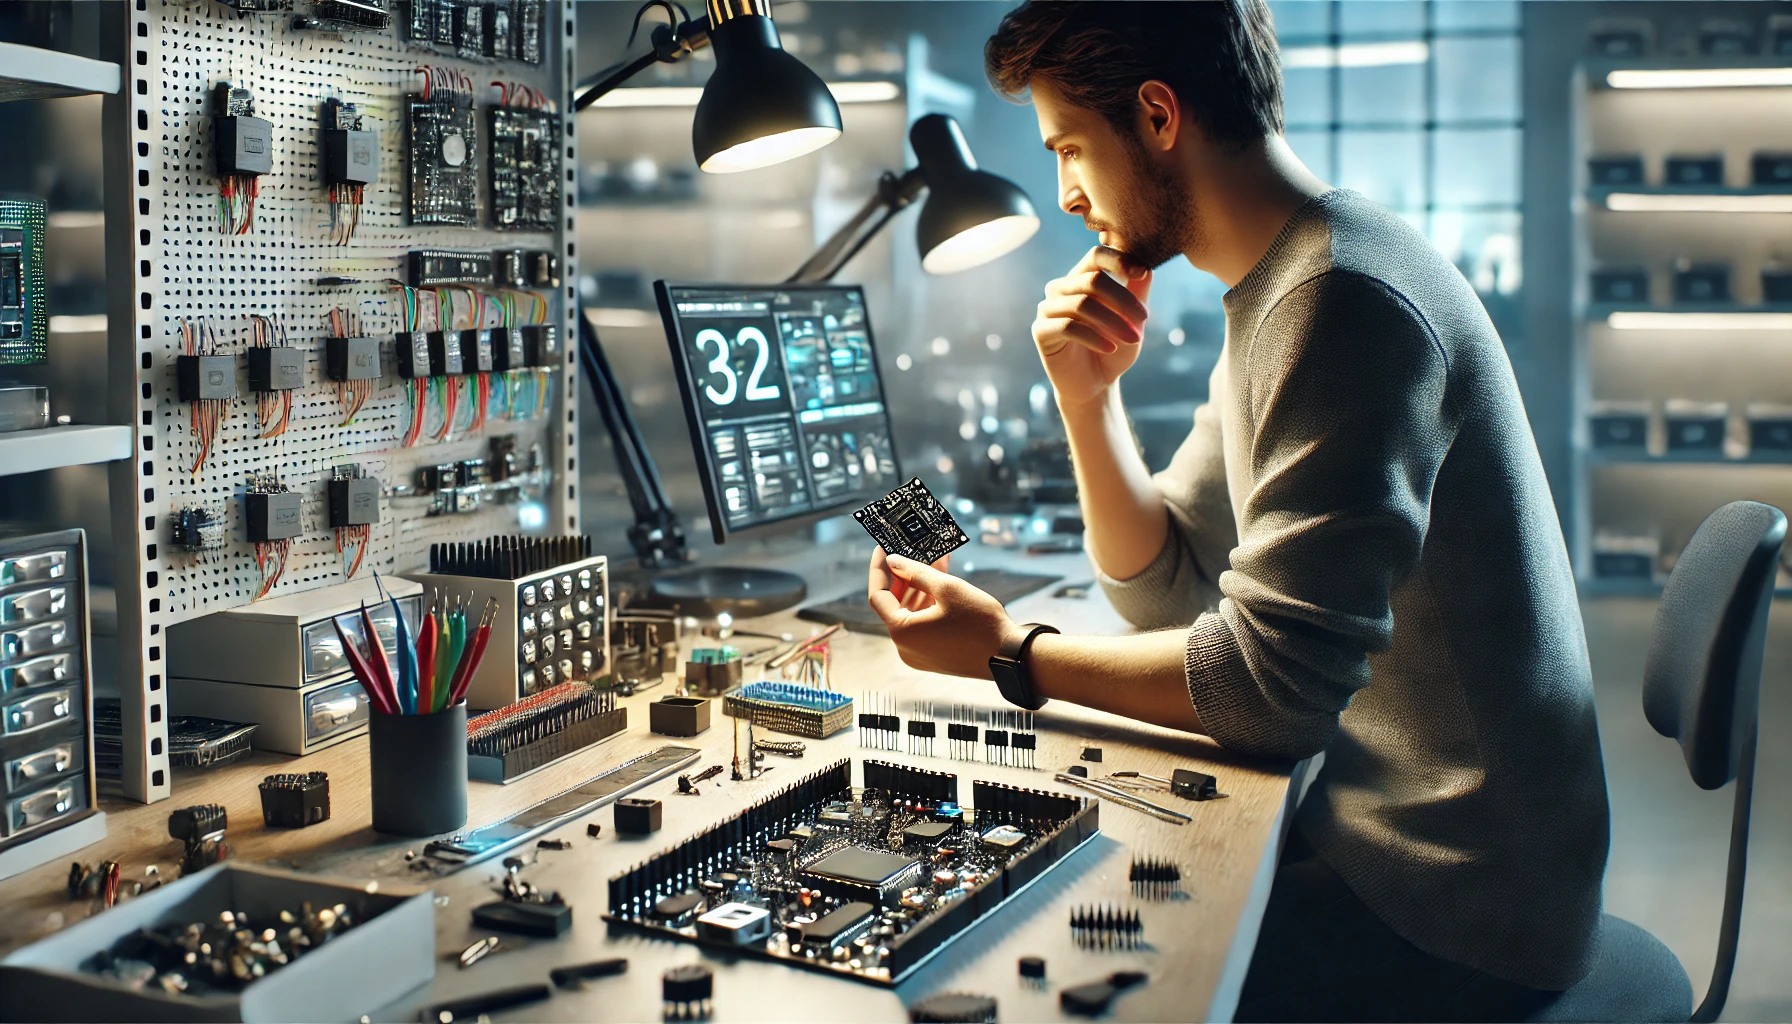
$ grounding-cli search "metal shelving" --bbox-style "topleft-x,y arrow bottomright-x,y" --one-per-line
0,41 -> 120,103
0,425 -> 132,478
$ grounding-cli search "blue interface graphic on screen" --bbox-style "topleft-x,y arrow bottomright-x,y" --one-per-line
669,287 -> 899,530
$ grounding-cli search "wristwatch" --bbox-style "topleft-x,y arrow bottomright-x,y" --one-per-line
989,623 -> 1059,711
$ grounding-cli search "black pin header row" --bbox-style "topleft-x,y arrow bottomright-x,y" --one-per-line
429,534 -> 593,579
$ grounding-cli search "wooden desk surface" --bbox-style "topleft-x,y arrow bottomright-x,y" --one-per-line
0,543 -> 1303,1023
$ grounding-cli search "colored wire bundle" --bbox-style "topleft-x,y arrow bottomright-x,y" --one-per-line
336,522 -> 370,578
416,65 -> 473,102
218,173 -> 257,234
181,319 -> 228,477
490,80 -> 551,111
327,181 -> 364,245
389,282 -> 441,448
254,537 -> 289,600
249,315 -> 292,438
333,577 -> 493,716
328,307 -> 374,425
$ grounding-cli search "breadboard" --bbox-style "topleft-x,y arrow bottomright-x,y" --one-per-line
105,0 -> 580,802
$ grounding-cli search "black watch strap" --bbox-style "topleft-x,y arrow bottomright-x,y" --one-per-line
989,623 -> 1058,711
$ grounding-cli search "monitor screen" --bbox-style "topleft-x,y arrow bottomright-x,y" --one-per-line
657,282 -> 902,542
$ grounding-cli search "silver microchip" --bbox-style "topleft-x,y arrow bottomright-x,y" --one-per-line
980,825 -> 1027,849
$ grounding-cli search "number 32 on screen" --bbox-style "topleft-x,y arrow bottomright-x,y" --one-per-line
695,326 -> 780,406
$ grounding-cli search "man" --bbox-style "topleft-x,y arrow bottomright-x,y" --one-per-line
866,3 -> 1609,1020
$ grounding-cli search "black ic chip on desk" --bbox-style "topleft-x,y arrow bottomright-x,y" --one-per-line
855,477 -> 967,565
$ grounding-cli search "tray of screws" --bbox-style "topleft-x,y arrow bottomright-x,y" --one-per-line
0,863 -> 435,1023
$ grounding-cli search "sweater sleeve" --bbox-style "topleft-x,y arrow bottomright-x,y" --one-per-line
1097,398 -> 1236,630
1186,271 -> 1455,759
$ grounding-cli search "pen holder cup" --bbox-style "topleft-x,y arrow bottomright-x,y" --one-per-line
369,703 -> 468,837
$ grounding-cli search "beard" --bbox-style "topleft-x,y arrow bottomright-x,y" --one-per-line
1088,136 -> 1196,271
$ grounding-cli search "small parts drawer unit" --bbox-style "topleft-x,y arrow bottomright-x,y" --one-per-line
0,530 -> 96,856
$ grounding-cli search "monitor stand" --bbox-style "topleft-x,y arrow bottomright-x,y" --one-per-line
645,566 -> 808,618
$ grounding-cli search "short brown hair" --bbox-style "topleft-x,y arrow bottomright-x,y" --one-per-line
985,1 -> 1284,147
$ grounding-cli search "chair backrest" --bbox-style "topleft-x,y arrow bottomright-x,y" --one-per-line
1644,501 -> 1785,789
1641,500 -> 1784,1023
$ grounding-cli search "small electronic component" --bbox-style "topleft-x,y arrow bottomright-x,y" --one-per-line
651,891 -> 705,926
1081,746 -> 1103,763
472,895 -> 573,936
855,477 -> 968,565
407,248 -> 495,286
258,772 -> 330,828
662,964 -> 714,1020
1171,768 -> 1220,800
244,314 -> 296,439
1129,855 -> 1182,899
1069,905 -> 1142,949
792,900 -> 874,949
405,0 -> 544,63
495,248 -> 560,289
520,323 -> 560,367
327,466 -> 376,577
171,506 -> 225,553
408,68 -> 478,226
245,475 -> 296,598
489,89 -> 558,231
176,320 -> 232,475
320,98 -> 377,243
1019,955 -> 1046,981
0,197 -> 46,364
979,824 -> 1026,850
696,902 -> 772,946
212,83 -> 269,233
1060,970 -> 1148,1017
651,696 -> 711,738
803,847 -> 922,906
907,993 -> 998,1024
167,804 -> 230,876
212,0 -> 294,13
465,680 -> 624,783
293,0 -> 391,31
327,466 -> 380,527
549,957 -> 628,989
615,796 -> 662,835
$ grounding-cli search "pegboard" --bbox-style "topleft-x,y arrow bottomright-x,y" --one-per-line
103,0 -> 582,802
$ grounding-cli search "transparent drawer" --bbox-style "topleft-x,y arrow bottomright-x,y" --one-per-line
3,780 -> 84,837
0,549 -> 68,588
0,652 -> 75,696
304,677 -> 369,747
3,688 -> 74,737
0,586 -> 69,625
301,595 -> 419,685
0,620 -> 72,664
5,740 -> 81,793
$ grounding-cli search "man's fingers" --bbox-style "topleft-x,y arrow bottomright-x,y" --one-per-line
885,554 -> 960,600
1044,270 -> 1149,327
1037,293 -> 1141,348
1074,244 -> 1146,283
868,589 -> 910,629
1034,317 -> 1117,357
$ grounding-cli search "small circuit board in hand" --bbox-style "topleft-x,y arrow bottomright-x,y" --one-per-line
606,758 -> 1098,986
855,478 -> 968,565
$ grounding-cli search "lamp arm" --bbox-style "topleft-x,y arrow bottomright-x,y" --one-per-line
577,310 -> 689,568
785,167 -> 928,284
572,15 -> 713,112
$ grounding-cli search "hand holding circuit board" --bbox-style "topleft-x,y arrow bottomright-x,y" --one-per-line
854,478 -> 968,565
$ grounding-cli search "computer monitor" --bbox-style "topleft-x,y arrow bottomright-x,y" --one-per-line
657,282 -> 902,544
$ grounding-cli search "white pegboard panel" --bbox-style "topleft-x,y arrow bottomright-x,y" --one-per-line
107,0 -> 582,801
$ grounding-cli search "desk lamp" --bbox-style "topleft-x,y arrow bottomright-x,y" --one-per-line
574,0 -> 842,174
788,113 -> 1040,283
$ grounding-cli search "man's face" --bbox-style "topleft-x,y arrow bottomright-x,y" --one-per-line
1032,78 -> 1192,270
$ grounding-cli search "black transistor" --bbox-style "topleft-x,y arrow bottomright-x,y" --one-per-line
663,964 -> 713,1020
1061,970 -> 1148,1017
615,797 -> 662,835
212,83 -> 272,177
327,470 -> 380,527
259,772 -> 330,828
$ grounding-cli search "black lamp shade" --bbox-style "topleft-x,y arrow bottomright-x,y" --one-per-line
910,114 -> 1040,274
694,14 -> 842,173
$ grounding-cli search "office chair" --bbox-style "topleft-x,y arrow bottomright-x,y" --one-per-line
1529,500 -> 1785,1024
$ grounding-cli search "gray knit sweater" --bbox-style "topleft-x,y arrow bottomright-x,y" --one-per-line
1098,190 -> 1609,990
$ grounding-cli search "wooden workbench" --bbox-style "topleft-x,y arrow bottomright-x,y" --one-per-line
0,544 -> 1305,1022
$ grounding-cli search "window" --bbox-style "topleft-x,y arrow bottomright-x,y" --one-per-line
1270,0 -> 1523,298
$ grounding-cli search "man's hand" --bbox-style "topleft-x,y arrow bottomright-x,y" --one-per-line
868,549 -> 1023,679
1032,245 -> 1153,409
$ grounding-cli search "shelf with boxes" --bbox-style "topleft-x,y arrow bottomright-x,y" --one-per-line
1570,55 -> 1792,593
